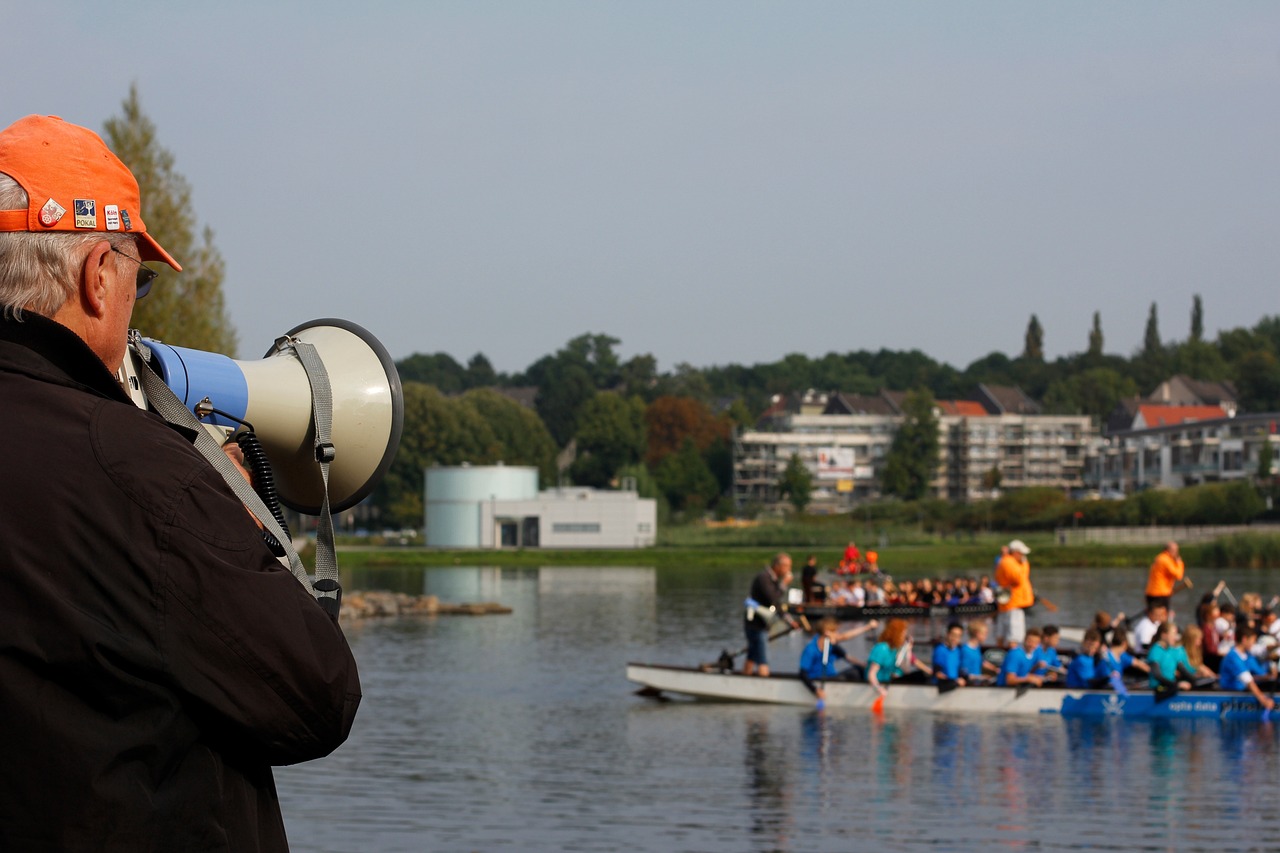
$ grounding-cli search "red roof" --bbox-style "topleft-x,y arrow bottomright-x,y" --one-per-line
1136,404 -> 1227,428
938,400 -> 990,417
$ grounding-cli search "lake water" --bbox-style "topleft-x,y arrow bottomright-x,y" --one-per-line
276,563 -> 1280,852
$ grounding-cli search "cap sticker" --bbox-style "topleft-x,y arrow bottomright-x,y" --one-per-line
104,204 -> 120,231
74,199 -> 97,229
120,209 -> 132,231
39,198 -> 66,227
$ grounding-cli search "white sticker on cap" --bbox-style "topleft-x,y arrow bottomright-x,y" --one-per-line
104,204 -> 120,231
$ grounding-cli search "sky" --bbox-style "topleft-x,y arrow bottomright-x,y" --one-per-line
6,2 -> 1280,375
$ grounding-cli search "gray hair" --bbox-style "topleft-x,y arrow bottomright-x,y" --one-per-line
0,172 -> 132,320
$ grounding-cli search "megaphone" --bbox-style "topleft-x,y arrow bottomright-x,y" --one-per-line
118,318 -> 404,514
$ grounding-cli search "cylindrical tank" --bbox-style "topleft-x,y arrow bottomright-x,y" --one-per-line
424,464 -> 538,547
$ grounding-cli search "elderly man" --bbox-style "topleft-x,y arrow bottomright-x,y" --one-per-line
0,115 -> 360,851
1146,541 -> 1189,610
743,552 -> 799,677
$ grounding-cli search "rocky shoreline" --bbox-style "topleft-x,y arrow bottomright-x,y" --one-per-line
340,590 -> 512,620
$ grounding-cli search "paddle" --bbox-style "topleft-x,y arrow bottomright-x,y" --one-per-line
871,692 -> 884,714
703,623 -> 797,672
1036,595 -> 1059,613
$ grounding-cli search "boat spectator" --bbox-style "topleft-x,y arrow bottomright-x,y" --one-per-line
977,576 -> 995,605
998,627 -> 1045,687
1032,625 -> 1064,682
1215,603 -> 1237,656
1239,592 -> 1263,625
1198,602 -> 1223,671
1146,622 -> 1195,691
1145,541 -> 1188,610
866,579 -> 887,606
742,553 -> 798,678
1260,609 -> 1280,640
995,540 -> 1035,648
1180,625 -> 1216,679
960,621 -> 999,685
866,618 -> 932,698
864,550 -> 880,575
849,579 -> 867,607
798,617 -> 877,702
1131,603 -> 1167,655
801,554 -> 825,604
1218,625 -> 1276,711
842,541 -> 861,573
1092,610 -> 1125,647
932,622 -> 967,689
1065,629 -> 1109,689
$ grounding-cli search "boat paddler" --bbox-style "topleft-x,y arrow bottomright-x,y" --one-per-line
1146,541 -> 1189,610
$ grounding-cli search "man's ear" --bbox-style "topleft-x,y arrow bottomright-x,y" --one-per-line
80,240 -> 113,318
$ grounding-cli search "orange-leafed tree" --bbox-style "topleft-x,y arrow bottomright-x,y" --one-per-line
644,396 -> 730,468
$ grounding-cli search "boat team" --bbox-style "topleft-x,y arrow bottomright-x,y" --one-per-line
743,543 -> 1278,710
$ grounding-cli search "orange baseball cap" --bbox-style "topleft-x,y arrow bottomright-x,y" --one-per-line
0,115 -> 181,270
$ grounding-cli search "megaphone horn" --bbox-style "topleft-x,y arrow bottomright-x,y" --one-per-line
125,319 -> 404,514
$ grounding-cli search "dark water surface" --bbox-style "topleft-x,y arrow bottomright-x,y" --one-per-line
277,564 -> 1280,852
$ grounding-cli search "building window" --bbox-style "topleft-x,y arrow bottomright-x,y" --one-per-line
638,522 -> 652,533
552,522 -> 601,534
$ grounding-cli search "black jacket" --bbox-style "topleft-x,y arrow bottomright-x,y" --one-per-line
0,314 -> 361,851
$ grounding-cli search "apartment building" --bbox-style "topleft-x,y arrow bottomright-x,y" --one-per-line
734,387 -> 1095,510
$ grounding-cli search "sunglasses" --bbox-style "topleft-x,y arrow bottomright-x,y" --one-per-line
110,245 -> 159,299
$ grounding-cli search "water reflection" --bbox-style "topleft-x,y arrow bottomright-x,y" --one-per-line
280,564 -> 1280,853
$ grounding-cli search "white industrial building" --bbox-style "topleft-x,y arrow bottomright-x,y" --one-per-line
424,464 -> 657,549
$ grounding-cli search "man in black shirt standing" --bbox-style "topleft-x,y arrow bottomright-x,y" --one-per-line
743,552 -> 798,677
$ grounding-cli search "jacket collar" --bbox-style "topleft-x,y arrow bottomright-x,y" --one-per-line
0,312 -> 133,404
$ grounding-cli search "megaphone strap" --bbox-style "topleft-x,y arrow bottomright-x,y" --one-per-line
283,338 -> 340,619
130,339 -> 316,596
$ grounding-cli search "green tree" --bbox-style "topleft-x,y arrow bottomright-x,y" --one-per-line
534,361 -> 595,446
104,84 -> 236,353
396,352 -> 467,392
374,382 -> 501,526
880,389 -> 940,500
1143,302 -> 1162,356
1088,311 -> 1104,357
1235,350 -> 1280,411
459,388 -> 557,483
1259,440 -> 1274,482
465,353 -> 497,388
1023,315 -> 1044,361
1042,368 -> 1139,418
652,438 -> 720,513
1191,294 -> 1204,342
570,392 -> 646,487
777,453 -> 813,512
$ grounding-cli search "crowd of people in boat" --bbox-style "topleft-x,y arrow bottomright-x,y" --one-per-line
757,541 -> 1280,709
800,549 -> 996,609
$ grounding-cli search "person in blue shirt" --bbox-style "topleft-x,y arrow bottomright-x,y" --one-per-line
1219,625 -> 1276,711
932,622 -> 966,689
959,620 -> 998,685
799,617 -> 879,703
997,627 -> 1045,687
1031,625 -> 1064,683
1065,628 -> 1109,689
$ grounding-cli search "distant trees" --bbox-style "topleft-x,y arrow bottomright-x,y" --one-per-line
880,389 -> 940,501
105,85 -> 236,354
1088,312 -> 1104,358
1023,315 -> 1045,361
380,305 -> 1280,524
777,453 -> 813,513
